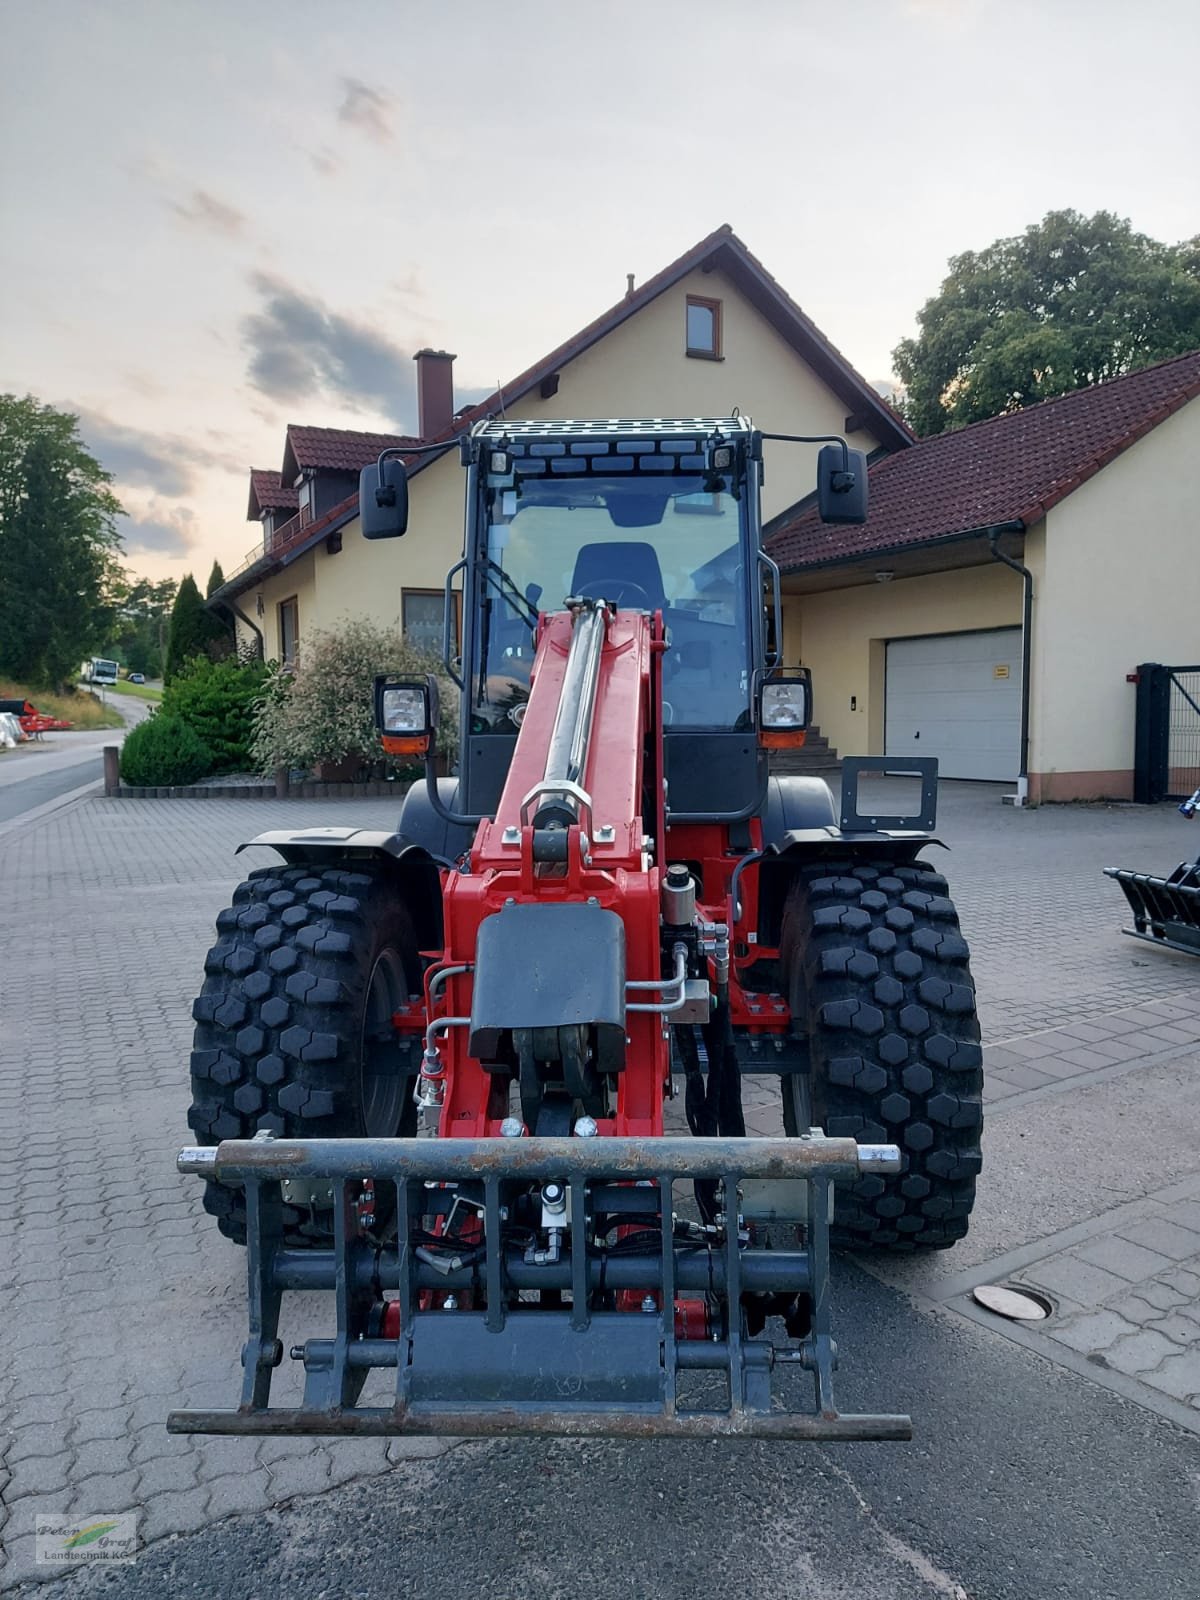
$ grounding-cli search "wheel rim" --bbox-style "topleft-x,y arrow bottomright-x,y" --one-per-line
360,947 -> 411,1135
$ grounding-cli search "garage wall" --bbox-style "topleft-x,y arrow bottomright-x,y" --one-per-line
1030,397 -> 1200,802
783,562 -> 1023,761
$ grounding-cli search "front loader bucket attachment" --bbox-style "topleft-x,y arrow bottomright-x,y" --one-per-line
170,1134 -> 912,1442
1105,860 -> 1200,957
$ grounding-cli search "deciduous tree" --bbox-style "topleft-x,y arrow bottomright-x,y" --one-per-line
0,394 -> 124,687
893,211 -> 1200,436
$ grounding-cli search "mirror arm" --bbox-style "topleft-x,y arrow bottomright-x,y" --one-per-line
757,432 -> 850,471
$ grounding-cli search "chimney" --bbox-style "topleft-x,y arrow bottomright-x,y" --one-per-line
414,348 -> 456,440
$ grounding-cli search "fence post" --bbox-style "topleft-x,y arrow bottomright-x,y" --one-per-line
1133,664 -> 1170,805
274,765 -> 289,799
103,745 -> 120,797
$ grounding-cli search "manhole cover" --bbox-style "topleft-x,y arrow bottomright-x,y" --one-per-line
972,1284 -> 1052,1321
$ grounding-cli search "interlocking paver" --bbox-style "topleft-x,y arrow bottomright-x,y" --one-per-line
1102,1329 -> 1179,1375
1141,1351 -> 1200,1401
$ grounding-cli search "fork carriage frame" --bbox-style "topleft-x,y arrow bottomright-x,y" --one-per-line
171,1134 -> 911,1441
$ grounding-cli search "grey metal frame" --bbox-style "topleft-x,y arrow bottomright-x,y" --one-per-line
170,1132 -> 911,1441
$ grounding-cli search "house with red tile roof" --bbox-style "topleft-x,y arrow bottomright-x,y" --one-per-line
214,224 -> 910,666
764,350 -> 1200,802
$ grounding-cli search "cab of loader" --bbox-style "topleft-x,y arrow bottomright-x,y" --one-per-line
361,417 -> 867,821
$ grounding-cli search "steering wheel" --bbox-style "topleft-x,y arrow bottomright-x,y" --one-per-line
575,578 -> 653,610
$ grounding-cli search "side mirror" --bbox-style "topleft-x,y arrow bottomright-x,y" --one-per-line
360,458 -> 409,540
817,444 -> 869,526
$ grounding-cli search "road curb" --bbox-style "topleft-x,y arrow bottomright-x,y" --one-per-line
0,774 -> 102,843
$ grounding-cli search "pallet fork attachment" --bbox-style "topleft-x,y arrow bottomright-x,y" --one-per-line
1105,789 -> 1200,958
170,1133 -> 912,1442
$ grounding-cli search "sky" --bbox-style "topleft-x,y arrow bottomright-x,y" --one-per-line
2,0 -> 1198,583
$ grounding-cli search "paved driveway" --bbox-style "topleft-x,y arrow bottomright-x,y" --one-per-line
2,783 -> 1198,1596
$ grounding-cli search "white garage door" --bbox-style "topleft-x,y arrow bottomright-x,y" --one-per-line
885,629 -> 1021,782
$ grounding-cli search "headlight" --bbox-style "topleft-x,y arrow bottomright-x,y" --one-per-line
374,675 -> 437,758
381,685 -> 427,735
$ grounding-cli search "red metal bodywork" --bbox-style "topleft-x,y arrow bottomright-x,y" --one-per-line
410,606 -> 789,1144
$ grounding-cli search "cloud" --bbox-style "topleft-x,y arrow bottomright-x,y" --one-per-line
120,503 -> 199,558
241,273 -> 414,424
169,188 -> 246,237
337,78 -> 395,144
309,147 -> 341,178
73,409 -> 222,497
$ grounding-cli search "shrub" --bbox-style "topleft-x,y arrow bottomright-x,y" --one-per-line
249,618 -> 459,777
160,655 -> 269,773
119,713 -> 213,787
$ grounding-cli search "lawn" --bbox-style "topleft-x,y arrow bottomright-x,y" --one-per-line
0,680 -> 125,730
109,679 -> 163,703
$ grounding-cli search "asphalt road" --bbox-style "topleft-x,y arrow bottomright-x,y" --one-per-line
22,1264 -> 1198,1600
0,694 -> 146,830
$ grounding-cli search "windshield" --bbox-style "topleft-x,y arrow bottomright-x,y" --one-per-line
471,474 -> 750,732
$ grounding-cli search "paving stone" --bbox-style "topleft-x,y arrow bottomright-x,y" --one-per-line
140,1486 -> 212,1543
1130,1279 -> 1189,1312
1167,1200 -> 1200,1235
1024,1253 -> 1130,1307
1140,1351 -> 1200,1402
66,1466 -> 142,1516
264,1447 -> 334,1502
1149,1312 -> 1200,1347
1051,1310 -> 1139,1354
1109,1294 -> 1165,1327
1115,1219 -> 1200,1261
6,1449 -> 75,1496
137,1449 -> 200,1496
1102,1329 -> 1179,1375
204,1468 -> 274,1521
1074,1235 -> 1176,1283
1162,1267 -> 1200,1296
323,1441 -> 393,1487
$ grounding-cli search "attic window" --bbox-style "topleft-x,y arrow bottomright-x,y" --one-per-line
686,296 -> 722,360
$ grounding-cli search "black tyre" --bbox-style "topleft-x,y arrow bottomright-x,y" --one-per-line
779,858 -> 983,1250
187,863 -> 423,1245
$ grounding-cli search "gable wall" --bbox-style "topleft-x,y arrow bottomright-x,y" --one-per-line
1029,396 -> 1200,800
243,266 -> 889,646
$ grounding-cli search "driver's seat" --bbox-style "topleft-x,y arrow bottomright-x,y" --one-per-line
570,542 -> 667,613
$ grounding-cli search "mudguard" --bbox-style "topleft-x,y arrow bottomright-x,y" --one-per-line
235,827 -> 446,951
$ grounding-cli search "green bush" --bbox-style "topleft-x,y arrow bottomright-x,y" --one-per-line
249,618 -> 459,777
160,655 -> 269,773
119,713 -> 213,787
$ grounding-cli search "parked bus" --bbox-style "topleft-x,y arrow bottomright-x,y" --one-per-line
82,658 -> 120,686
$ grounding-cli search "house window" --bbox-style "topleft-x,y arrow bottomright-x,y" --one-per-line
297,478 -> 313,527
278,596 -> 299,667
402,589 -> 449,657
686,295 -> 722,359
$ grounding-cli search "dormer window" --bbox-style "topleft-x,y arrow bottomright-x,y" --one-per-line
297,478 -> 313,526
686,295 -> 722,360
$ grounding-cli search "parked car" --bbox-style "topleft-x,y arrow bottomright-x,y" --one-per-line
128,673 -> 146,685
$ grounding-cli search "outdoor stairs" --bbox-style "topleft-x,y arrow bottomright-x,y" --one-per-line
768,723 -> 841,778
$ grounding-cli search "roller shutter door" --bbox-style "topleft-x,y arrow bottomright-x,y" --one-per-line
885,629 -> 1021,782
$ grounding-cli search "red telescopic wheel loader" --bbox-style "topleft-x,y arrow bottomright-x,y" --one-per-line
173,418 -> 984,1441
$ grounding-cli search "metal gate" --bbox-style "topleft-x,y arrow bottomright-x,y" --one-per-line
1134,663 -> 1200,803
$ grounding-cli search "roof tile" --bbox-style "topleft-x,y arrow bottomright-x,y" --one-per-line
767,350 -> 1200,570
247,469 -> 298,520
285,426 -> 420,474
